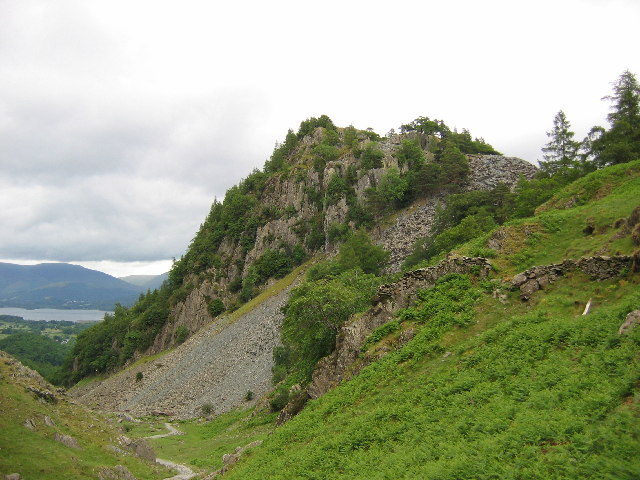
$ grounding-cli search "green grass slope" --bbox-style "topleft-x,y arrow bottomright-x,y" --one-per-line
219,161 -> 640,479
0,352 -> 168,480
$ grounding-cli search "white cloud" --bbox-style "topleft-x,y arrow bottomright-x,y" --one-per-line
0,0 -> 638,272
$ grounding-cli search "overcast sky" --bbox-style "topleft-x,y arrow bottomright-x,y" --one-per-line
1,0 -> 638,277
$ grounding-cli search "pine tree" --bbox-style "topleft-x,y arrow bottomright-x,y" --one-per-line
588,70 -> 640,166
540,110 -> 580,176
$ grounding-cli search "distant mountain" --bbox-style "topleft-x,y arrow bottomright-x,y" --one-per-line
0,262 -> 141,310
119,272 -> 168,291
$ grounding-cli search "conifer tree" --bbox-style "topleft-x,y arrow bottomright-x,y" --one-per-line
588,70 -> 640,166
540,110 -> 580,176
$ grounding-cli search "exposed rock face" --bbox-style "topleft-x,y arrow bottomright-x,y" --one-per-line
54,432 -> 81,449
70,278 -> 298,419
158,132 -> 537,350
512,255 -> 637,300
374,155 -> 535,273
466,155 -> 538,191
118,436 -> 155,462
307,257 -> 492,399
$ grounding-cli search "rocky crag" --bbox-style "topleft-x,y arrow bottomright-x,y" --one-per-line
154,135 -> 536,352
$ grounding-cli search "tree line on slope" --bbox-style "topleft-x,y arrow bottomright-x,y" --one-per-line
404,70 -> 640,268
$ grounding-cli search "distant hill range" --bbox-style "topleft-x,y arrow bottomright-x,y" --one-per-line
0,262 -> 164,310
119,272 -> 168,291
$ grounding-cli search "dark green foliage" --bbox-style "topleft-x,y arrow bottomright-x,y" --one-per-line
312,144 -> 340,172
395,139 -> 425,169
174,326 -> 189,344
360,142 -> 384,169
327,222 -> 350,243
306,231 -> 388,281
265,129 -> 298,173
59,287 -> 171,385
540,110 -> 581,176
0,331 -> 70,383
335,230 -> 389,276
296,115 -> 336,139
343,125 -> 358,148
305,216 -> 326,251
367,167 -> 408,212
587,70 -> 640,167
346,199 -> 374,229
275,269 -> 383,390
207,299 -> 225,317
253,249 -> 293,283
135,371 -> 143,382
400,116 -> 449,137
228,277 -> 242,293
436,139 -> 469,189
447,128 -> 500,155
405,212 -> 497,268
325,173 -> 350,205
400,116 -> 499,155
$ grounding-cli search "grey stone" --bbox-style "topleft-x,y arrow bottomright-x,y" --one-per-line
97,465 -> 137,480
619,310 -> 640,335
54,432 -> 81,449
130,438 -> 156,461
23,418 -> 36,431
5,473 -> 21,480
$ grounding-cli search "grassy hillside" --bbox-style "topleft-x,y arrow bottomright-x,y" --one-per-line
0,352 -> 168,480
212,161 -> 640,479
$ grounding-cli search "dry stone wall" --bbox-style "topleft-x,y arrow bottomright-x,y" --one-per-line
512,255 -> 637,300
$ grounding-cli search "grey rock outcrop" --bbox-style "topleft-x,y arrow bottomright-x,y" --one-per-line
54,432 -> 81,449
619,310 -> 640,335
22,418 -> 36,431
466,155 -> 538,191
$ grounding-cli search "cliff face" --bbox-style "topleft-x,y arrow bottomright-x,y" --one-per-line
153,129 -> 537,352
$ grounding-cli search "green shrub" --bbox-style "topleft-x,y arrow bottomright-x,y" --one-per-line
207,299 -> 225,317
360,142 -> 384,169
175,326 -> 189,344
326,174 -> 350,205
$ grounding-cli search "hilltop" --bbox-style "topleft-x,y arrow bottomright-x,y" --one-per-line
0,262 -> 141,310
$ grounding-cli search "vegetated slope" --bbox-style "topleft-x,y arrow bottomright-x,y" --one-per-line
0,352 -> 168,480
59,115 -> 535,387
220,161 -> 640,479
69,266 -> 304,418
0,262 -> 140,309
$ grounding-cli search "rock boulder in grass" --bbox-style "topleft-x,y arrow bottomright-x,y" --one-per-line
97,465 -> 137,480
54,432 -> 81,449
619,310 -> 640,335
